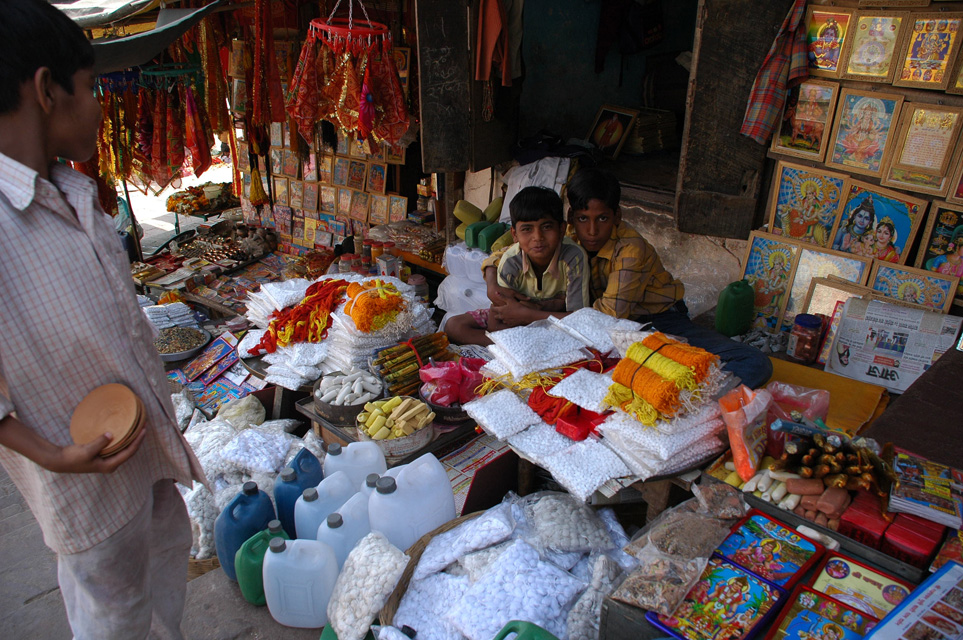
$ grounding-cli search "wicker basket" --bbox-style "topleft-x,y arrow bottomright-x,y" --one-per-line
379,512 -> 481,625
187,555 -> 220,581
312,374 -> 386,426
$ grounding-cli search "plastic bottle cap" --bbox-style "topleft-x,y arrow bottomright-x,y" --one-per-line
242,481 -> 258,496
267,520 -> 283,534
366,473 -> 380,488
280,468 -> 297,483
401,626 -> 416,638
327,443 -> 342,456
302,487 -> 318,502
794,313 -> 822,330
269,537 -> 286,553
376,476 -> 397,494
327,513 -> 343,528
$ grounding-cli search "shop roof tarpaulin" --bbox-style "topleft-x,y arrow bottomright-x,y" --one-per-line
51,0 -> 160,29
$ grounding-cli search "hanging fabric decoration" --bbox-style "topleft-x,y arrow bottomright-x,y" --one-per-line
151,89 -> 171,187
198,17 -> 232,134
251,0 -> 287,126
166,88 -> 186,183
184,85 -> 212,179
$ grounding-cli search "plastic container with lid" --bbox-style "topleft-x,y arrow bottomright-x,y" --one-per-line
407,274 -> 429,302
274,449 -> 325,537
338,256 -> 353,274
293,471 -> 355,539
262,537 -> 338,628
322,441 -> 387,490
362,239 -> 373,261
359,473 -> 380,498
787,314 -> 822,364
316,492 -> 371,569
371,242 -> 385,260
235,519 -> 289,606
382,241 -> 397,257
214,481 -> 277,581
715,280 -> 754,337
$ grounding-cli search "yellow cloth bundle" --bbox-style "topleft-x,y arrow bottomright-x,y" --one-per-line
604,381 -> 660,426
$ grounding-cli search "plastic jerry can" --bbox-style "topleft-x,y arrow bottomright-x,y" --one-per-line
235,520 -> 289,606
359,473 -> 380,498
317,492 -> 372,569
322,442 -> 387,491
294,471 -> 355,539
262,537 -> 338,628
214,481 -> 277,581
715,279 -> 755,337
274,465 -> 319,539
492,621 -> 560,640
368,453 -> 456,551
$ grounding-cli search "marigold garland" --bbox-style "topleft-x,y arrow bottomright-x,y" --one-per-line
343,279 -> 406,333
248,278 -> 348,355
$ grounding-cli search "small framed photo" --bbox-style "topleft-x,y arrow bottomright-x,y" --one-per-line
332,157 -> 350,187
914,201 -> 963,304
889,104 -> 963,178
303,218 -> 318,247
318,155 -> 333,185
346,160 -> 367,191
330,218 -> 348,239
806,7 -> 855,78
869,261 -> 959,312
349,136 -> 367,159
237,141 -> 250,173
385,143 -> 406,165
349,191 -> 370,222
316,230 -> 334,248
893,13 -> 963,89
586,104 -> 639,159
367,163 -> 388,195
368,194 -> 389,225
336,130 -> 350,156
302,181 -> 319,213
270,122 -> 283,148
288,180 -> 304,209
826,88 -> 903,178
771,80 -> 840,163
302,153 -> 318,182
389,194 -> 408,222
228,39 -> 246,78
282,122 -> 292,148
365,140 -> 385,162
804,276 -> 870,318
320,185 -> 337,214
840,12 -> 910,83
281,150 -> 300,178
337,187 -> 354,217
272,177 -> 289,206
781,245 -> 873,330
231,79 -> 247,114
767,161 -> 849,248
741,231 -> 802,330
292,211 -> 305,244
392,47 -> 411,96
830,179 -> 927,264
270,149 -> 283,176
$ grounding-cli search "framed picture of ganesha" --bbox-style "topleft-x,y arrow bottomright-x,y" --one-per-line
770,80 -> 840,162
767,162 -> 849,248
825,88 -> 903,178
742,232 -> 802,330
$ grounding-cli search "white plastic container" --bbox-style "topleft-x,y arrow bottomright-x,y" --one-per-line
359,473 -> 380,498
316,492 -> 371,569
368,452 -> 456,552
262,538 -> 338,628
322,442 -> 388,490
294,471 -> 355,539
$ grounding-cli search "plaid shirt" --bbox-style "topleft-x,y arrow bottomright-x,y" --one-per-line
740,0 -> 809,144
0,152 -> 205,554
483,223 -> 684,321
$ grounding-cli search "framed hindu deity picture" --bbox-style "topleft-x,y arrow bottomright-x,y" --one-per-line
366,163 -> 387,195
767,162 -> 848,247
947,154 -> 963,204
346,159 -> 368,191
806,7 -> 855,78
332,157 -> 350,187
302,153 -> 318,182
893,13 -> 963,90
348,136 -> 367,159
336,130 -> 350,156
770,80 -> 840,162
320,185 -> 336,214
231,79 -> 246,114
880,141 -> 959,197
868,262 -> 959,312
586,104 -> 639,159
825,88 -> 903,178
349,191 -> 370,223
288,179 -> 304,209
780,245 -> 872,331
890,104 -> 963,177
803,277 -> 871,318
272,177 -> 288,206
368,195 -> 389,226
742,232 -> 802,330
914,201 -> 963,304
270,149 -> 283,176
385,143 -> 406,165
829,180 -> 926,265
318,154 -> 333,185
839,12 -> 910,83
389,195 -> 408,222
281,150 -> 300,178
945,51 -> 963,94
336,187 -> 354,217
302,181 -> 319,213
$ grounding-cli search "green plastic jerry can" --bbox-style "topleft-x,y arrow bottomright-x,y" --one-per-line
492,621 -> 560,640
234,519 -> 289,606
715,279 -> 755,337
464,220 -> 493,248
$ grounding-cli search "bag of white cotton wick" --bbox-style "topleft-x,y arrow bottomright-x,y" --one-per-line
327,532 -> 409,640
522,491 -> 614,554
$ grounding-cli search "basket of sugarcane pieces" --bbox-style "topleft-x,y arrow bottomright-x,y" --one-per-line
371,333 -> 455,397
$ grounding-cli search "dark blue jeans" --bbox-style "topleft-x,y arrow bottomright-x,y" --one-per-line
646,302 -> 773,389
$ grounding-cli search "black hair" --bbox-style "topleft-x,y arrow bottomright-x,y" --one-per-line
509,186 -> 564,227
0,0 -> 95,115
566,167 -> 621,213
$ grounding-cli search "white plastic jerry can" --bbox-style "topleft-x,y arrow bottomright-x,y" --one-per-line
323,442 -> 388,490
293,470 -> 355,539
316,492 -> 371,569
262,537 -> 338,628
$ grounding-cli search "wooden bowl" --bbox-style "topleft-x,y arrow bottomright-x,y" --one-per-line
357,419 -> 434,461
69,383 -> 141,454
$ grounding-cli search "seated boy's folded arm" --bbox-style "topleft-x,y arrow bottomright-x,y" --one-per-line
592,252 -> 653,319
563,245 -> 591,312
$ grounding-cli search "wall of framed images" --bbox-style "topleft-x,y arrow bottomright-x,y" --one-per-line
760,2 -> 963,326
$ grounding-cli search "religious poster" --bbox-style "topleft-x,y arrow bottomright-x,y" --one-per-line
841,12 -> 910,83
826,89 -> 903,178
807,8 -> 855,78
768,162 -> 848,247
829,180 -> 927,265
771,81 -> 840,162
894,13 -> 963,90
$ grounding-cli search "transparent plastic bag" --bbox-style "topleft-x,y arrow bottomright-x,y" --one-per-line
393,572 -> 469,640
609,546 -> 707,615
522,492 -> 614,554
414,503 -> 515,580
625,501 -> 731,560
566,555 -> 624,640
219,428 -> 293,475
691,480 -> 748,519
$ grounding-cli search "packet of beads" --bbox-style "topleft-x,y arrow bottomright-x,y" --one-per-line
486,321 -> 593,379
518,491 -> 614,554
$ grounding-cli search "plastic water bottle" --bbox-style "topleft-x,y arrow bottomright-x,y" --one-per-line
262,537 -> 338,628
359,473 -> 380,498
294,471 -> 355,539
317,492 -> 371,569
235,520 -> 289,606
322,442 -> 387,490
715,279 -> 755,337
214,482 -> 276,581
368,453 -> 456,551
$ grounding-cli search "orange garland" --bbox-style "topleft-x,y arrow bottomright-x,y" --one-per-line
248,278 -> 348,355
641,332 -> 719,382
610,357 -> 681,415
342,279 -> 407,333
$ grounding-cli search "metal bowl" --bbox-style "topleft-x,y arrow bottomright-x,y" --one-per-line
157,328 -> 212,363
419,389 -> 472,425
312,373 -> 386,427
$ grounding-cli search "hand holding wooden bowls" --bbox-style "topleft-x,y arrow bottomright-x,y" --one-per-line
69,383 -> 145,458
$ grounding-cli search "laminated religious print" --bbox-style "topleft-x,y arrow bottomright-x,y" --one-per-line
830,180 -> 926,265
768,163 -> 848,247
781,246 -> 872,331
288,180 -> 304,209
809,553 -> 913,619
868,262 -> 959,312
807,7 -> 855,78
273,177 -> 289,206
388,195 -> 408,222
320,185 -> 337,214
346,159 -> 367,190
840,12 -> 910,84
337,188 -> 354,217
716,512 -> 824,589
302,181 -> 319,213
894,13 -> 963,90
890,105 -> 963,178
742,232 -> 801,330
826,89 -> 903,178
770,81 -> 840,163
764,586 -> 878,640
318,154 -> 333,185
368,194 -> 388,225
332,157 -> 350,187
916,202 -> 963,308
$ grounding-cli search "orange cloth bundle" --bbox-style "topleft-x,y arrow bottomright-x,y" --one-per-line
641,332 -> 719,382
610,357 -> 681,415
343,279 -> 407,333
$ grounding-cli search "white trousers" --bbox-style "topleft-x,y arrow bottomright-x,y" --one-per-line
57,480 -> 192,640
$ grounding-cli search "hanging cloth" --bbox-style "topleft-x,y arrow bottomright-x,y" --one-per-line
739,0 -> 808,144
151,89 -> 171,187
167,87 -> 186,181
287,32 -> 323,145
370,48 -> 410,145
475,0 -> 511,86
184,85 -> 212,179
251,0 -> 287,126
198,17 -> 232,134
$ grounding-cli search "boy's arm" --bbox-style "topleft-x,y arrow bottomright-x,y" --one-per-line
593,242 -> 658,319
564,243 -> 591,312
482,248 -> 528,306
